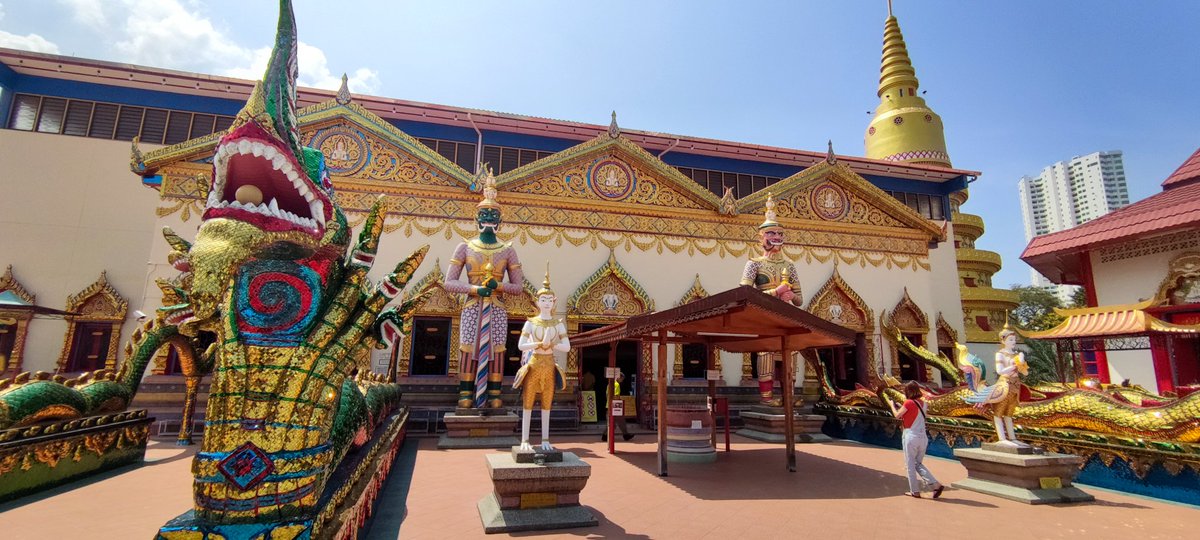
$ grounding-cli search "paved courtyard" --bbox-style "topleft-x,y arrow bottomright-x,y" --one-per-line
0,434 -> 1194,539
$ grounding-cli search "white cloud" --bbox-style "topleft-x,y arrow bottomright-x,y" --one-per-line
0,2 -> 61,53
226,42 -> 380,95
58,0 -> 109,31
50,0 -> 380,94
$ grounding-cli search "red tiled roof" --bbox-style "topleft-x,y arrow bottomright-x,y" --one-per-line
1021,180 -> 1200,261
1162,147 -> 1200,188
1022,146 -> 1200,266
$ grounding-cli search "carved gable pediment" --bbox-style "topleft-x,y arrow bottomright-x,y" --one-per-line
806,267 -> 873,332
298,102 -> 473,188
886,288 -> 929,333
0,265 -> 35,306
506,279 -> 540,319
140,99 -> 475,189
497,134 -> 721,212
567,252 -> 654,321
936,312 -> 959,347
675,274 -> 710,307
406,260 -> 463,317
65,272 -> 128,321
736,161 -> 944,242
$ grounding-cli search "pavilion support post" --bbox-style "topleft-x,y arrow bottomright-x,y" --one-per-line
607,342 -> 617,455
657,331 -> 668,477
781,336 -> 795,472
708,343 -> 718,450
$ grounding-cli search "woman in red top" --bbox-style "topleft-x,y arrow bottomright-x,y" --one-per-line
889,381 -> 944,499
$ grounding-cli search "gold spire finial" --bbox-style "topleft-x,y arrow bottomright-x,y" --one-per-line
476,168 -> 500,209
759,192 -> 782,231
336,73 -> 352,105
608,110 -> 620,138
537,261 -> 555,297
864,5 -> 951,168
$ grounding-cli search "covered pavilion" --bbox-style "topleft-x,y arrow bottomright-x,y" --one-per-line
570,285 -> 855,475
1021,300 -> 1200,391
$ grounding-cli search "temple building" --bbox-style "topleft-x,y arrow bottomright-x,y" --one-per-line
1022,147 -> 1200,394
0,10 -> 1015,429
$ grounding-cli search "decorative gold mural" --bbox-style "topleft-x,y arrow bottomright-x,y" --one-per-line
148,98 -> 939,270
886,288 -> 929,333
301,119 -> 461,188
56,272 -> 128,372
935,313 -> 959,349
1156,251 -> 1200,305
805,267 -> 878,382
566,252 -> 654,322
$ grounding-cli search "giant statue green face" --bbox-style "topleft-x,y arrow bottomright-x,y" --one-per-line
477,207 -> 502,233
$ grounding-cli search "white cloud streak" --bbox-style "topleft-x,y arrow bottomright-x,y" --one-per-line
50,0 -> 379,93
0,2 -> 61,53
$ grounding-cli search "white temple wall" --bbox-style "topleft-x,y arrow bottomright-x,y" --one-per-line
0,131 -> 160,374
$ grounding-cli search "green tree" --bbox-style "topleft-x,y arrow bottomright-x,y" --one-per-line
1009,285 -> 1065,331
1008,285 -> 1070,384
1069,286 -> 1088,308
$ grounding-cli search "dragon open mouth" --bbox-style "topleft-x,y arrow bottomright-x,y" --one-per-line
204,130 -> 330,240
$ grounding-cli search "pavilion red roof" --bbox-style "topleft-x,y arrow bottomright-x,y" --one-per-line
1162,147 -> 1200,188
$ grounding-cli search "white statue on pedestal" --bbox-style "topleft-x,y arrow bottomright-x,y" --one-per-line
513,264 -> 568,451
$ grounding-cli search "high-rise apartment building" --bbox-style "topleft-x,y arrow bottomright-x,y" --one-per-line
1018,151 -> 1130,304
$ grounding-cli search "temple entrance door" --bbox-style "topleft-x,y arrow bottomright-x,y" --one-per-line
816,345 -> 858,391
65,321 -> 112,373
579,323 -> 639,424
898,333 -> 927,382
1170,335 -> 1200,387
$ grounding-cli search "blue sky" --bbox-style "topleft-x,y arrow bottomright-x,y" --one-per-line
3,0 -> 1198,290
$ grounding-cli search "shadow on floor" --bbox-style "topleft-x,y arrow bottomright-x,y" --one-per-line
362,437 -> 419,540
612,438 -> 957,502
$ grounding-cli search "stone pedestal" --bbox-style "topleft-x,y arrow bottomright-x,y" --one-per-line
737,406 -> 830,443
438,410 -> 520,449
952,443 -> 1094,504
477,450 -> 597,533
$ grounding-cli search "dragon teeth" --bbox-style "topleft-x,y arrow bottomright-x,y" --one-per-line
310,201 -> 325,225
269,198 -> 280,215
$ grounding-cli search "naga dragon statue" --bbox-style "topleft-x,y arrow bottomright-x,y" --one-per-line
2,1 -> 430,537
814,334 -> 1200,445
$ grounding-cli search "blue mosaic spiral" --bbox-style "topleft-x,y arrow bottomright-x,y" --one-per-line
236,260 -> 322,346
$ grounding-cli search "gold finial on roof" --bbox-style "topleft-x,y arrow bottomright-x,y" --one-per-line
336,73 -> 352,105
608,110 -> 620,139
826,140 -> 837,164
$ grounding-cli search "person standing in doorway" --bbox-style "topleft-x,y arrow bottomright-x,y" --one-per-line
888,381 -> 944,499
602,371 -> 634,442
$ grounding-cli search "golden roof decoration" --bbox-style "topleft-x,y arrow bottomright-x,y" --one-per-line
566,250 -> 655,316
336,73 -> 352,105
1021,300 -> 1200,339
735,159 -> 945,241
64,271 -> 128,320
0,265 -> 36,305
674,274 -> 710,307
493,129 -> 722,211
138,98 -> 475,187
